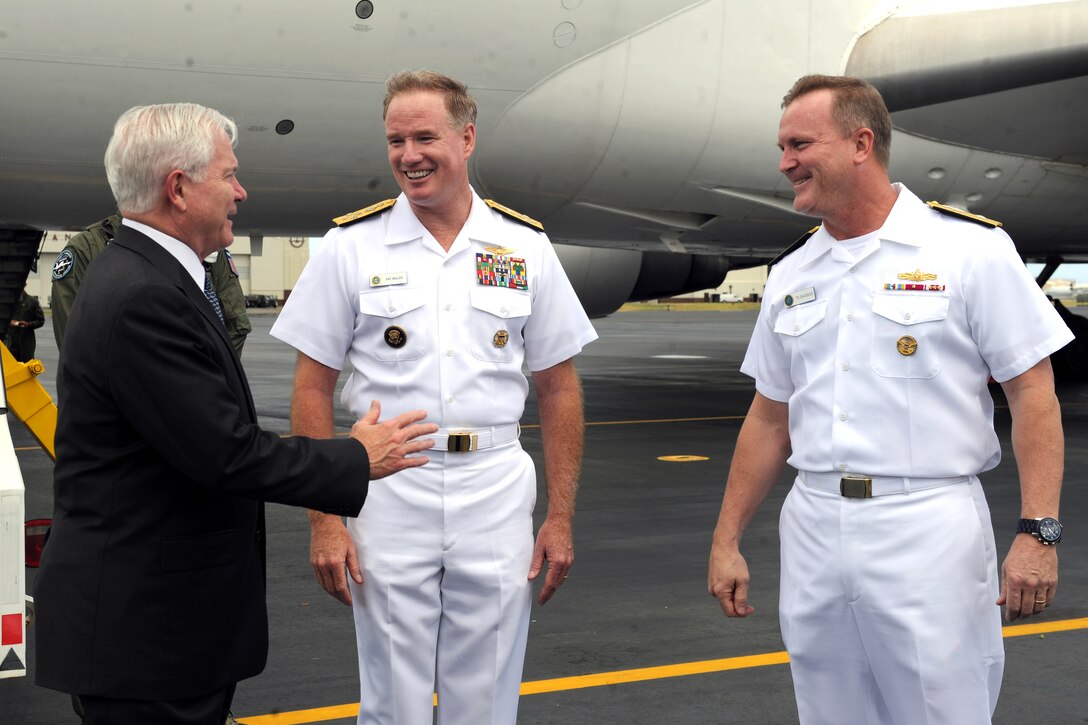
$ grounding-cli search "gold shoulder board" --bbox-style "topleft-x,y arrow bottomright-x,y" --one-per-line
925,201 -> 1002,228
769,227 -> 820,267
485,199 -> 544,231
333,198 -> 397,227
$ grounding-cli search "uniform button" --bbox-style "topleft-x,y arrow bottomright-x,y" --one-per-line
388,306 -> 396,313
904,312 -> 912,320
846,313 -> 853,322
500,306 -> 509,315
793,324 -> 800,332
838,463 -> 847,471
447,395 -> 455,403
446,350 -> 453,357
841,362 -> 849,371
444,303 -> 453,311
839,413 -> 848,421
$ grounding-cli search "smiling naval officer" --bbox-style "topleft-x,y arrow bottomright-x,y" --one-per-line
270,70 -> 597,725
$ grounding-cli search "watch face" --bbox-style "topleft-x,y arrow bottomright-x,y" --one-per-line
1038,517 -> 1062,542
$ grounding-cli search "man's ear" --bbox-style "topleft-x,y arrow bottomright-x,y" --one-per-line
853,128 -> 875,165
462,122 -> 476,159
165,169 -> 187,211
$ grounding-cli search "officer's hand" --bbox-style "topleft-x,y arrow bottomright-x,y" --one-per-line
997,534 -> 1058,621
350,401 -> 437,480
708,543 -> 755,617
529,516 -> 573,605
310,513 -> 361,605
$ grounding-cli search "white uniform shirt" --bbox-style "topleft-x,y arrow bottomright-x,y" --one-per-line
742,184 -> 1072,477
271,190 -> 597,426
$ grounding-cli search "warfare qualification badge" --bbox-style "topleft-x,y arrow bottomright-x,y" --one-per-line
898,269 -> 938,282
897,335 -> 918,356
384,325 -> 407,349
493,329 -> 510,348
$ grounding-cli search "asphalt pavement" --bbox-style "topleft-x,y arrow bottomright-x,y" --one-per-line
6,308 -> 1086,724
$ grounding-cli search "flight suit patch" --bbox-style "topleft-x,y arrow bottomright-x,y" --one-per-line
52,250 -> 75,280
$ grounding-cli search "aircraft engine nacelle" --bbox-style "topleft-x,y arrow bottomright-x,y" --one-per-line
553,245 -> 729,318
628,252 -> 730,303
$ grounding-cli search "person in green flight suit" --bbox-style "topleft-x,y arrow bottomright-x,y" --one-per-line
51,214 -> 252,353
4,286 -> 46,362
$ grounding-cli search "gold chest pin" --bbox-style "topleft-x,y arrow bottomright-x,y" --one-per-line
897,335 -> 918,356
384,326 -> 407,349
898,269 -> 938,282
493,329 -> 510,348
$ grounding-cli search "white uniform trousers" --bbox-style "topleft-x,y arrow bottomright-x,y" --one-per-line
779,475 -> 1004,725
348,443 -> 536,725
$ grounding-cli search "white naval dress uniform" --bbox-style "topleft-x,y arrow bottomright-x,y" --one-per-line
742,184 -> 1072,725
271,191 -> 597,725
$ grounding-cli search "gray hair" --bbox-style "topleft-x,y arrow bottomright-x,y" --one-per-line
104,103 -> 238,214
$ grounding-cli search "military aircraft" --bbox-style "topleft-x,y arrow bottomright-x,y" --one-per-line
2,0 -> 1088,689
1,0 -> 1086,319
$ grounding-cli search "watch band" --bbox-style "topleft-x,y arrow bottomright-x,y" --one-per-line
1017,517 -> 1062,545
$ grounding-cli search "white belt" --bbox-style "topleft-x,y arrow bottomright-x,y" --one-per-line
428,424 -> 521,453
799,471 -> 970,498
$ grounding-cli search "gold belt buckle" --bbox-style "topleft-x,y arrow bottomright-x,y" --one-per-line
447,432 -> 478,453
840,476 -> 873,499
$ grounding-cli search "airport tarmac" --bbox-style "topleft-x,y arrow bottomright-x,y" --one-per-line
6,308 -> 1086,724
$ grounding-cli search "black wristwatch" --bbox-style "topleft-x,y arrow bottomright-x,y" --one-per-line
1017,517 -> 1063,545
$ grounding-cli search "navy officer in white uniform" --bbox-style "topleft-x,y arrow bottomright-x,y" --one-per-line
708,75 -> 1070,725
271,70 -> 597,725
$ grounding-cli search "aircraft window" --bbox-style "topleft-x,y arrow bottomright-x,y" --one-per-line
355,1 -> 374,19
276,120 -> 295,135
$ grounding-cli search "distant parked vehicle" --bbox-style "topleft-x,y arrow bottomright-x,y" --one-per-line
245,294 -> 278,308
720,293 -> 742,303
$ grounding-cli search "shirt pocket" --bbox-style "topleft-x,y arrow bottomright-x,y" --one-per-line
469,287 -> 531,363
358,288 -> 428,362
870,293 -> 949,378
773,299 -> 830,381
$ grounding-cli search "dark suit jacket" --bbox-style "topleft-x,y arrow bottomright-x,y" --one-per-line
35,226 -> 369,700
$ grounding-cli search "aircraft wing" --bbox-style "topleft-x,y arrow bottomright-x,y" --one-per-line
2,0 -> 1087,314
849,1 -> 1088,262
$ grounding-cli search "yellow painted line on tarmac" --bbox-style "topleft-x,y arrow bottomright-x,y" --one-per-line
517,650 -> 789,695
238,617 -> 1088,725
1002,616 -> 1088,637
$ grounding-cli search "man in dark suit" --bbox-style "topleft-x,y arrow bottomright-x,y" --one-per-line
33,102 -> 437,725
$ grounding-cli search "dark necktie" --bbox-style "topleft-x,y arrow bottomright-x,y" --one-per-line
203,271 -> 225,324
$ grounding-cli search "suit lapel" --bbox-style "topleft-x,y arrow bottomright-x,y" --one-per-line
111,226 -> 256,418
111,227 -> 232,344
